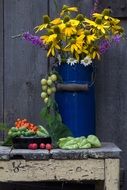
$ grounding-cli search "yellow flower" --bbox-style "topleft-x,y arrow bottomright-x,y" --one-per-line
64,35 -> 85,60
51,18 -> 62,25
35,15 -> 50,32
63,24 -> 77,37
77,29 -> 84,36
89,47 -> 100,59
35,24 -> 48,32
62,19 -> 79,37
69,19 -> 80,27
84,18 -> 109,34
86,34 -> 97,44
60,5 -> 78,16
47,42 -> 60,57
41,34 -> 57,44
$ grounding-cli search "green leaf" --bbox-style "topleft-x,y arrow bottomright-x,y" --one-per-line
2,136 -> 13,146
40,97 -> 72,147
40,107 -> 48,119
0,123 -> 9,131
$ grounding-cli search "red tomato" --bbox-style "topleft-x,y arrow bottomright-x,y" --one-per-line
46,144 -> 52,151
28,143 -> 33,149
28,143 -> 38,150
40,143 -> 46,149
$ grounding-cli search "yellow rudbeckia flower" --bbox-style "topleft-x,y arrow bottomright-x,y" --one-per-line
60,5 -> 78,16
41,34 -> 57,44
86,34 -> 97,44
84,18 -> 109,34
51,18 -> 62,25
63,25 -> 77,37
64,35 -> 85,60
47,42 -> 60,57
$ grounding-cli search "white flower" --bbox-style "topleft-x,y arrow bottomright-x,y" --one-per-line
67,57 -> 78,66
80,56 -> 92,67
57,54 -> 62,65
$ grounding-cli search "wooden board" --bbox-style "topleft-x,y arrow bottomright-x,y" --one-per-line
49,0 -> 93,18
3,0 -> 48,130
0,159 -> 104,182
99,0 -> 127,18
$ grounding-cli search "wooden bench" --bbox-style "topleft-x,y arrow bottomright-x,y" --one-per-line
0,143 -> 121,190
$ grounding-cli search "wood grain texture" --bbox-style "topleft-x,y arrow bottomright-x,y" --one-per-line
56,83 -> 88,91
49,0 -> 93,18
4,0 -> 48,129
104,159 -> 120,190
0,159 -> 104,182
95,21 -> 127,184
99,0 -> 127,18
0,0 -> 4,140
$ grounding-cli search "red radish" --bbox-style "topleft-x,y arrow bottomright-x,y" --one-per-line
28,143 -> 33,149
46,144 -> 52,151
28,143 -> 38,150
40,143 -> 46,149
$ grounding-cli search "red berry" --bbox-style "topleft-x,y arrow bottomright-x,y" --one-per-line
40,143 -> 46,149
46,144 -> 52,151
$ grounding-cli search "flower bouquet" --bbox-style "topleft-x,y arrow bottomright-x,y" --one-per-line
14,4 -> 124,146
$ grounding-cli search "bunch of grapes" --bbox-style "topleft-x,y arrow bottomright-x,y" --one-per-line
41,73 -> 57,103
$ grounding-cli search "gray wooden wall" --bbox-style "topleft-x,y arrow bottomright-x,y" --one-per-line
0,0 -> 127,189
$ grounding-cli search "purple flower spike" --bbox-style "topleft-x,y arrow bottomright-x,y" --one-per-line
99,40 -> 111,54
112,35 -> 121,43
22,32 -> 43,47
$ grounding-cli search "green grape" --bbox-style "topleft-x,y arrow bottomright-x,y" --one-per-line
42,85 -> 48,91
51,87 -> 56,92
44,97 -> 49,103
41,79 -> 47,85
47,88 -> 52,95
41,92 -> 47,99
51,74 -> 57,81
47,79 -> 53,86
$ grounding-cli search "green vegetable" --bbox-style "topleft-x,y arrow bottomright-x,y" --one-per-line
17,131 -> 21,137
87,135 -> 101,148
37,130 -> 49,137
18,127 -> 27,132
78,138 -> 88,148
75,137 -> 87,146
61,143 -> 79,150
79,143 -> 91,149
38,125 -> 49,136
58,135 -> 102,150
58,137 -> 75,148
11,132 -> 18,138
10,127 -> 18,132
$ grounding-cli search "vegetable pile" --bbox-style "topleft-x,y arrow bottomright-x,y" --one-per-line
58,135 -> 101,149
8,119 -> 49,138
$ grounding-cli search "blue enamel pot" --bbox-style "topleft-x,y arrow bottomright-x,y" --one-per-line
55,63 -> 95,137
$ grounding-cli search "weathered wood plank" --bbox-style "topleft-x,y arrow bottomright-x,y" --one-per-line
95,20 -> 127,188
0,159 -> 104,182
0,0 -> 4,140
99,0 -> 127,18
49,0 -> 93,18
0,146 -> 12,160
4,0 -> 48,129
51,143 -> 121,159
10,148 -> 50,160
104,159 -> 120,190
